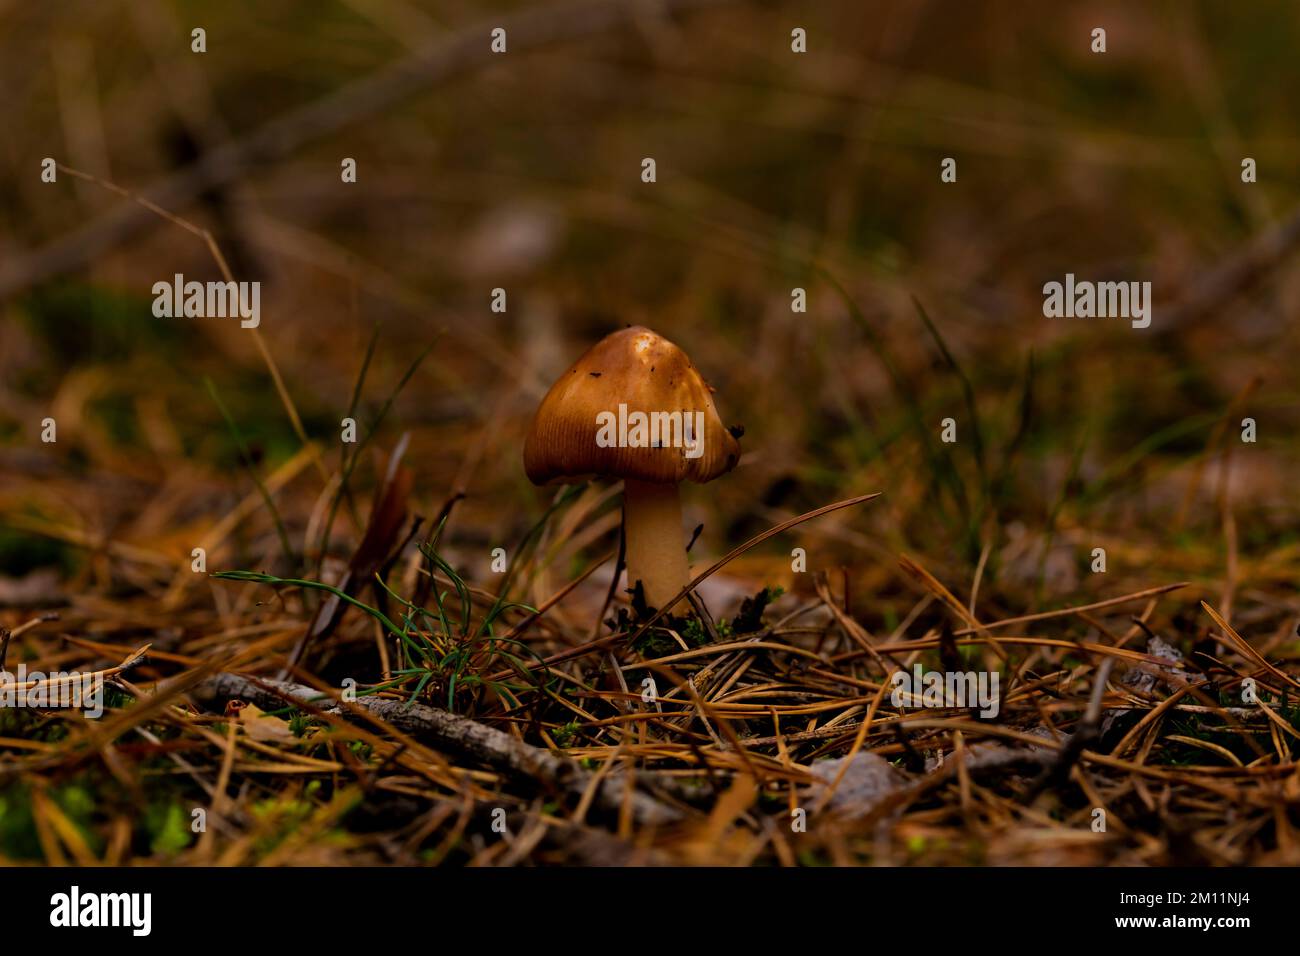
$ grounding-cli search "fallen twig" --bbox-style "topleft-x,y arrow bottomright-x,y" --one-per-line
191,672 -> 682,827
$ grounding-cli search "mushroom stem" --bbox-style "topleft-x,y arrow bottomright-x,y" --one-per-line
623,478 -> 689,613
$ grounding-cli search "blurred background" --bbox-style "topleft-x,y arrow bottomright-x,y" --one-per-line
1,0 -> 1298,674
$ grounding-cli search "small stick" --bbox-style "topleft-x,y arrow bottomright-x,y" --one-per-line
192,672 -> 681,827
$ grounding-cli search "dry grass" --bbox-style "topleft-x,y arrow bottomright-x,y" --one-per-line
2,0 -> 1300,866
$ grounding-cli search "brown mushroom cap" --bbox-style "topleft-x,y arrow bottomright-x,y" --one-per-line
524,326 -> 741,485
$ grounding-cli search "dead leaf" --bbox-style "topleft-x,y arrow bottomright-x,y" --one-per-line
806,752 -> 906,819
238,703 -> 297,744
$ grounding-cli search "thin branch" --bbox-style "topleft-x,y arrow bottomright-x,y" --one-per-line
191,672 -> 682,827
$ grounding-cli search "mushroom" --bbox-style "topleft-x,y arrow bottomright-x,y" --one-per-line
524,326 -> 741,613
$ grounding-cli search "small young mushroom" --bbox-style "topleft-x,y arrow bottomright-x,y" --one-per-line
524,326 -> 741,613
